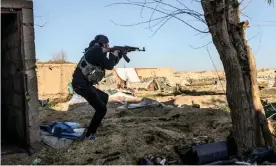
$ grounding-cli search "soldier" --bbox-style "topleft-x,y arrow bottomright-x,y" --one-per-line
72,35 -> 123,140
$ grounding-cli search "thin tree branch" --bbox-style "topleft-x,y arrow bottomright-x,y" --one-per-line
206,46 -> 226,94
240,0 -> 253,10
194,28 -> 209,36
105,2 -> 208,33
148,0 -> 162,31
149,15 -> 174,37
145,11 -> 181,30
253,25 -> 262,56
35,22 -> 47,28
152,0 -> 206,24
140,0 -> 147,18
176,0 -> 203,16
158,5 -> 174,12
200,33 -> 210,39
189,41 -> 212,49
110,15 -> 170,27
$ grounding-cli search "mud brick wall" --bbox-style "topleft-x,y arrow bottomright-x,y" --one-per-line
1,13 -> 26,145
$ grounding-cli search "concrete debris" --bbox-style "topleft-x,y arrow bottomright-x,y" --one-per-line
127,77 -> 174,92
108,89 -> 136,101
116,98 -> 174,111
100,72 -> 116,86
127,79 -> 157,91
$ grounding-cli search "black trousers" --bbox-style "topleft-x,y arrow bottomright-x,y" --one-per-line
72,82 -> 109,136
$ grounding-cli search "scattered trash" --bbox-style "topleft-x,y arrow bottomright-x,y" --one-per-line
39,99 -> 49,107
67,94 -> 87,105
127,98 -> 160,109
40,121 -> 85,149
40,121 -> 84,140
31,158 -> 41,165
176,140 -> 235,165
247,146 -> 276,164
107,89 -> 118,95
116,98 -> 174,111
109,91 -> 136,99
137,154 -> 167,165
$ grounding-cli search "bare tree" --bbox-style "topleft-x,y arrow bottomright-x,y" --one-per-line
107,0 -> 274,157
49,50 -> 68,64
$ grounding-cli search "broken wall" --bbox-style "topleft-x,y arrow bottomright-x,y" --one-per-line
135,68 -> 174,79
36,63 -> 77,99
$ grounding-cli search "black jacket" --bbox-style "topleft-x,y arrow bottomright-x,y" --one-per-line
72,46 -> 121,86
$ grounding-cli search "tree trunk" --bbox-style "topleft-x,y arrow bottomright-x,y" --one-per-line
201,0 -> 272,157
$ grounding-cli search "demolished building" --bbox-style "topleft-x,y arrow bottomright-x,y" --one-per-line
99,68 -> 174,92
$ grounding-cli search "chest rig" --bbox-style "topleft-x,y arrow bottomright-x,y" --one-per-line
77,54 -> 105,85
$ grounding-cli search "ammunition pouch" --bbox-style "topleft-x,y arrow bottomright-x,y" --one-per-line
77,55 -> 105,85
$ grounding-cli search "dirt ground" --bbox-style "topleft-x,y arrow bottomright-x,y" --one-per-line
2,87 -> 275,165
2,99 -> 232,165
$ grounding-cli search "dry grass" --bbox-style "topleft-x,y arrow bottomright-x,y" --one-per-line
2,102 -> 232,165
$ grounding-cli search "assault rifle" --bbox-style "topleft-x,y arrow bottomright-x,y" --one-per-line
108,46 -> 146,63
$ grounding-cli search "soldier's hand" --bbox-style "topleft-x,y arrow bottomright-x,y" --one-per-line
113,50 -> 119,57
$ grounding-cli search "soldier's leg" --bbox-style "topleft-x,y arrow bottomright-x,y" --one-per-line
73,84 -> 107,136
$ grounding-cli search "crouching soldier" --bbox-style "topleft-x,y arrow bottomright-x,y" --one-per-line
72,35 -> 123,140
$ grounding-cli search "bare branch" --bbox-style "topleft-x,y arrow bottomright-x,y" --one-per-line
148,0 -> 162,31
248,32 -> 260,41
145,13 -> 173,30
110,15 -> 170,27
240,0 -> 253,10
140,0 -> 147,18
253,25 -> 262,56
151,0 -> 206,24
105,2 -> 208,33
35,22 -> 48,28
240,11 -> 252,20
149,15 -> 174,37
194,28 -> 209,36
206,46 -> 226,93
158,5 -> 174,12
200,33 -> 210,39
189,41 -> 212,49
176,0 -> 203,16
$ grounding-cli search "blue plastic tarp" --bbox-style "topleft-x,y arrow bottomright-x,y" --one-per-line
40,121 -> 85,140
